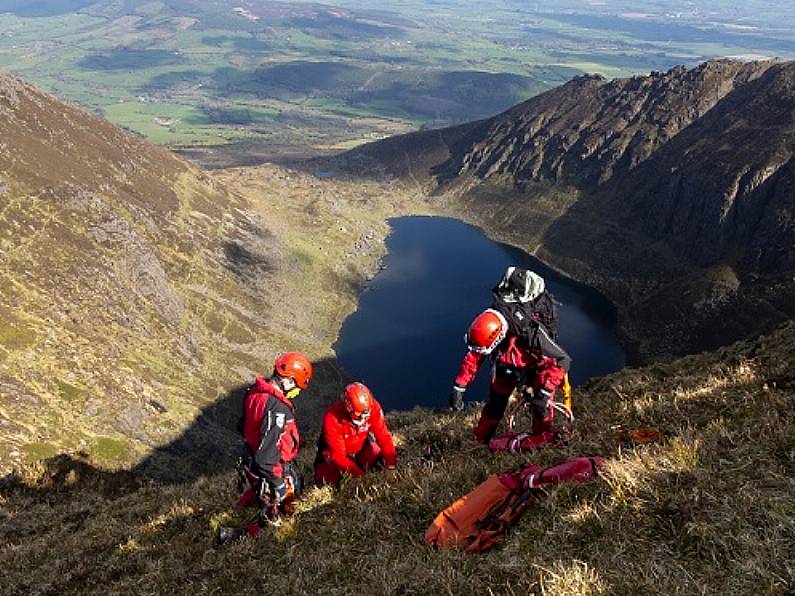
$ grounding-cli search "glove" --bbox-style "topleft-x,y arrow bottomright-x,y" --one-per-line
272,481 -> 288,504
532,386 -> 554,419
449,385 -> 466,411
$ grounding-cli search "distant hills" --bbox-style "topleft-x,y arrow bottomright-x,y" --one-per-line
338,60 -> 795,360
9,0 -> 795,160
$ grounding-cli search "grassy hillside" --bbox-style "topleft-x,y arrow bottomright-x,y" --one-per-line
1,322 -> 792,594
0,70 -> 423,475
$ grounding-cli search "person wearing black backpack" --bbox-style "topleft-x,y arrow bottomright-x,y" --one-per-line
448,267 -> 572,444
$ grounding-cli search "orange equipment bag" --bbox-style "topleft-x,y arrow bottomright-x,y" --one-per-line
425,457 -> 604,553
424,475 -> 532,551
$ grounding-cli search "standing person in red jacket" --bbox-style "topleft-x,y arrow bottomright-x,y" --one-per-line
219,351 -> 313,543
449,268 -> 572,444
314,382 -> 397,486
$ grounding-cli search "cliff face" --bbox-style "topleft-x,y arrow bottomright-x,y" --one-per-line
608,63 -> 795,275
343,60 -> 795,359
436,60 -> 773,188
540,62 -> 795,356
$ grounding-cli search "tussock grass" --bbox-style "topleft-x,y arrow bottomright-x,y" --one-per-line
1,323 -> 794,595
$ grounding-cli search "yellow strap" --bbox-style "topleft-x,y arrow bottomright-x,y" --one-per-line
562,374 -> 572,412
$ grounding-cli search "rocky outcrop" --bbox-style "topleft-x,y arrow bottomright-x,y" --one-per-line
437,60 -> 774,188
343,60 -> 795,359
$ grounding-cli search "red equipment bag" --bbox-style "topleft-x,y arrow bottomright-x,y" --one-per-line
488,429 -> 566,453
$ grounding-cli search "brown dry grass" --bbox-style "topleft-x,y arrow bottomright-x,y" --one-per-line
1,323 -> 792,595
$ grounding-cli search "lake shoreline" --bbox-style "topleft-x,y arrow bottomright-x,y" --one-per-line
335,215 -> 627,411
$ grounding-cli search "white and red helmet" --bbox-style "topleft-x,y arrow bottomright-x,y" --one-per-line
343,382 -> 374,424
465,309 -> 508,355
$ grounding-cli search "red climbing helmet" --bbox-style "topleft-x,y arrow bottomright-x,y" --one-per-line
274,352 -> 313,389
466,309 -> 508,355
344,382 -> 374,422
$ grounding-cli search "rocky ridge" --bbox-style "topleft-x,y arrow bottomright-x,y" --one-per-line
340,60 -> 795,359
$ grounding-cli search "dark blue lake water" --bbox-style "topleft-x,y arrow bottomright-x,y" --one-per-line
335,216 -> 626,411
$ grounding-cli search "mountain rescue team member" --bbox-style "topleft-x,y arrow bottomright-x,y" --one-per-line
230,351 -> 313,539
449,271 -> 571,444
314,382 -> 397,486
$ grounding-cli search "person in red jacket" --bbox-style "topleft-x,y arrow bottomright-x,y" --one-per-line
449,269 -> 572,444
220,351 -> 313,543
314,382 -> 397,486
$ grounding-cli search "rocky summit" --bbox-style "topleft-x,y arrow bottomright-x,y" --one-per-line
341,60 -> 795,360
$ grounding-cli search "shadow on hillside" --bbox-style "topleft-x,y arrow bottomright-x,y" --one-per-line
132,356 -> 347,484
0,356 -> 349,502
0,453 -> 144,504
0,356 -> 355,512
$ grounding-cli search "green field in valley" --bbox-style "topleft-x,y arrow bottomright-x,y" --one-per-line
1,0 -> 794,162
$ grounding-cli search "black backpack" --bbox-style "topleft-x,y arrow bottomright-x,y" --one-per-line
490,268 -> 559,343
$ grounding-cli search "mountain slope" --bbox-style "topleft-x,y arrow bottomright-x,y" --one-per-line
0,71 -> 405,474
0,63 -> 792,596
2,321 -> 792,595
338,60 -> 795,360
0,69 -> 286,470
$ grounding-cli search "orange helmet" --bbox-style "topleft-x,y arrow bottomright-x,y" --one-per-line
466,309 -> 508,354
274,352 -> 313,389
343,382 -> 373,423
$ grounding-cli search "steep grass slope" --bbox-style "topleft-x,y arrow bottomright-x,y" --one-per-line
2,322 -> 792,595
0,71 -> 414,474
0,69 -> 291,471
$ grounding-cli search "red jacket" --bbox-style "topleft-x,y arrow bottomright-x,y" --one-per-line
240,377 -> 299,487
318,399 -> 397,477
455,326 -> 571,388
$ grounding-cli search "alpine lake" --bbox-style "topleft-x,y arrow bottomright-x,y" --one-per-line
335,216 -> 626,411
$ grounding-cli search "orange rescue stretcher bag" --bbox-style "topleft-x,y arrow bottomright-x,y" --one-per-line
425,456 -> 604,553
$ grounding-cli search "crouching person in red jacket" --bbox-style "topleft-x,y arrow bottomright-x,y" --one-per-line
219,351 -> 313,544
314,382 -> 397,486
